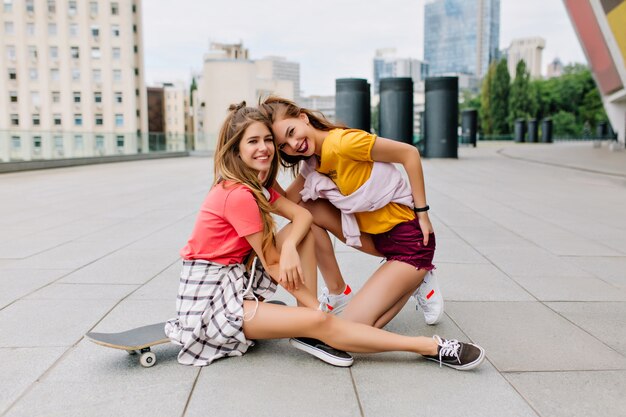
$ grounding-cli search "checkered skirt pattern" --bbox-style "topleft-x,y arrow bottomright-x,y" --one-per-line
165,259 -> 277,367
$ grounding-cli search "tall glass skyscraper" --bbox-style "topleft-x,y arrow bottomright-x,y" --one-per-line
424,0 -> 500,78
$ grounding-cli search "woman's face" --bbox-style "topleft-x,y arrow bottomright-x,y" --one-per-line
238,121 -> 275,172
271,113 -> 316,157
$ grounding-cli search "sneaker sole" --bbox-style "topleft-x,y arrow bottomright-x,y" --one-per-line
424,344 -> 485,370
289,338 -> 354,367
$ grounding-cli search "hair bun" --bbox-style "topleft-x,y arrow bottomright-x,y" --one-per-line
228,101 -> 246,112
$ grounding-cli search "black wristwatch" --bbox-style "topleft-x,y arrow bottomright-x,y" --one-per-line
413,205 -> 429,213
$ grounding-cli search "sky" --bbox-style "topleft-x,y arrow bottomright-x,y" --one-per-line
142,0 -> 585,96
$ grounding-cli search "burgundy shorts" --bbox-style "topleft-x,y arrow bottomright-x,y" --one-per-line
372,217 -> 436,271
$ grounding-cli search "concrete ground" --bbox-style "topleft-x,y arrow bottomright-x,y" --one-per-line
1,141 -> 625,417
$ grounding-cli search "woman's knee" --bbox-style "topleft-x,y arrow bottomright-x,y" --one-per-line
306,309 -> 334,332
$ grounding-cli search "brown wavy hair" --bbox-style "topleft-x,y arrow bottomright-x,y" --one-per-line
259,96 -> 346,173
214,101 -> 278,254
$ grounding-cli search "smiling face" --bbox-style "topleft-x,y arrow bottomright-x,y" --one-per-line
238,121 -> 275,173
271,113 -> 317,158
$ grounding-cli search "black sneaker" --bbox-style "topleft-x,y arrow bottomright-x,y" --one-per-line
289,337 -> 354,367
423,335 -> 485,370
265,300 -> 288,306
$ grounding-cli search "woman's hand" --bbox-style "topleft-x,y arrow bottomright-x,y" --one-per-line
417,211 -> 434,246
278,242 -> 304,292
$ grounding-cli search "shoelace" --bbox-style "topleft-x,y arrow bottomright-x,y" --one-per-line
436,337 -> 461,367
319,287 -> 331,304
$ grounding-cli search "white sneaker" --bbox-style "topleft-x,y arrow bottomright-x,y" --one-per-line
413,271 -> 444,325
318,285 -> 353,315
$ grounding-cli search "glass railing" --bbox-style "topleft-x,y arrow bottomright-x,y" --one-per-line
0,131 -> 192,163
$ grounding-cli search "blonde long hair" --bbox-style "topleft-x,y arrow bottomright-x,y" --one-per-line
214,102 -> 278,254
259,96 -> 346,173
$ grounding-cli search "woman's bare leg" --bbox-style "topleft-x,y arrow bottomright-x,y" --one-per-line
242,301 -> 438,355
341,261 -> 427,328
275,225 -> 318,308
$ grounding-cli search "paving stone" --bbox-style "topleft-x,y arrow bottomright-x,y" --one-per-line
0,269 -> 71,308
505,371 -> 626,417
511,274 -> 626,301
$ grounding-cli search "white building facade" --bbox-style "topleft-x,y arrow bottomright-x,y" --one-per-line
0,0 -> 148,162
507,37 -> 546,79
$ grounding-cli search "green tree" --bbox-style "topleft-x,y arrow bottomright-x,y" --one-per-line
479,61 -> 496,134
490,58 -> 511,134
552,110 -> 578,136
508,60 -> 536,129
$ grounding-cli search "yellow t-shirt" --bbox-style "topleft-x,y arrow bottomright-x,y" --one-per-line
317,129 -> 414,234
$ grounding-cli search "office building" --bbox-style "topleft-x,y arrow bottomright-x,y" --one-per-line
257,56 -> 300,102
0,0 -> 148,161
507,37 -> 545,78
424,0 -> 500,78
373,48 -> 429,94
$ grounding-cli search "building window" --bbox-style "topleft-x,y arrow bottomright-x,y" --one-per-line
69,23 -> 78,37
68,1 -> 77,16
133,24 -> 137,33
47,0 -> 55,13
50,68 -> 60,81
114,92 -> 123,104
111,24 -> 120,37
111,2 -> 119,15
7,45 -> 16,60
9,91 -> 17,103
90,1 -> 98,15
74,134 -> 84,149
32,114 -> 40,126
4,21 -> 14,35
134,68 -> 139,76
115,114 -> 124,127
8,68 -> 17,80
113,69 -> 122,82
91,47 -> 100,59
33,136 -> 42,150
73,91 -> 81,103
49,46 -> 58,59
74,113 -> 82,126
132,3 -> 136,13
26,22 -> 35,36
116,135 -> 124,148
28,46 -> 38,60
134,45 -> 138,54
48,23 -> 57,35
95,114 -> 103,125
92,69 -> 102,82
91,25 -> 99,38
10,114 -> 19,126
25,0 -> 34,13
70,46 -> 79,59
29,68 -> 38,81
31,91 -> 40,106
112,47 -> 121,60
53,114 -> 62,125
94,92 -> 102,103
11,136 -> 21,151
96,135 -> 104,150
4,0 -> 13,13
52,91 -> 60,103
54,135 -> 63,151
71,68 -> 80,81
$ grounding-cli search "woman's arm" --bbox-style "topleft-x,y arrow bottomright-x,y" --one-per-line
272,175 -> 305,204
370,137 -> 434,244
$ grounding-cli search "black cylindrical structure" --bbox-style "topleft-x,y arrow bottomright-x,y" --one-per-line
379,77 -> 414,144
461,109 -> 478,147
335,78 -> 371,131
514,119 -> 526,143
424,76 -> 458,158
541,118 -> 553,143
596,121 -> 608,139
527,119 -> 538,143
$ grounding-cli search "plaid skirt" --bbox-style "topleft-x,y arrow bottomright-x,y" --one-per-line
164,258 -> 277,367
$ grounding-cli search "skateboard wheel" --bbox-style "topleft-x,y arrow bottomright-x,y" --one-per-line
140,352 -> 156,368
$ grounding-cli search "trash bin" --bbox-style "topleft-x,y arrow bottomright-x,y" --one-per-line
596,121 -> 608,139
461,109 -> 478,147
424,76 -> 458,158
379,78 -> 414,144
514,119 -> 526,143
335,78 -> 371,131
527,119 -> 538,143
541,118 -> 553,143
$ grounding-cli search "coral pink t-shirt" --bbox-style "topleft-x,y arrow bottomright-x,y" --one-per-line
180,181 -> 280,265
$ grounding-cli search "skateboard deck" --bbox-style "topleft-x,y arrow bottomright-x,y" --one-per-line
86,322 -> 170,368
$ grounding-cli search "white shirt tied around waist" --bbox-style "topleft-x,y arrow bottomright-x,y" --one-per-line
299,158 -> 414,247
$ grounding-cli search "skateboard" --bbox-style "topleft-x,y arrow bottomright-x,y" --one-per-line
86,322 -> 170,368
